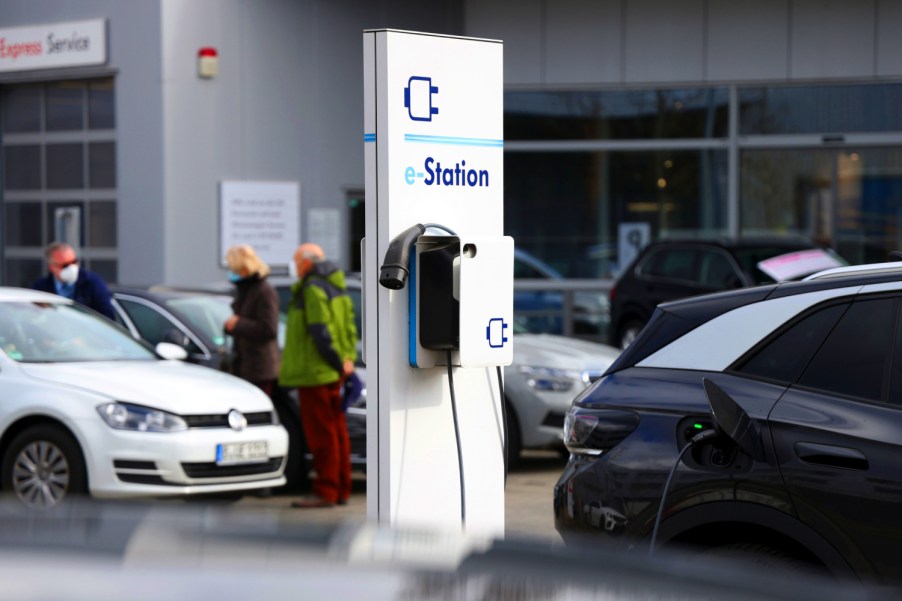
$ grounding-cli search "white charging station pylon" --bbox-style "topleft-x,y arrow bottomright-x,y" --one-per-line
363,30 -> 507,535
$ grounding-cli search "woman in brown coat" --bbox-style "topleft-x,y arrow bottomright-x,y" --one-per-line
223,245 -> 281,395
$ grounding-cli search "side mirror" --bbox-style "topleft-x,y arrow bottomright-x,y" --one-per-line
702,377 -> 763,461
155,342 -> 189,361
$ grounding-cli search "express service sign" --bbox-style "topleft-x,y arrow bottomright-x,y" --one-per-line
0,19 -> 106,73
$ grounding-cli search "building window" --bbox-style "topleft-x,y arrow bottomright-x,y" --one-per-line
1,78 -> 117,287
505,149 -> 727,278
741,147 -> 902,264
740,83 -> 902,136
505,82 -> 902,277
505,88 -> 729,141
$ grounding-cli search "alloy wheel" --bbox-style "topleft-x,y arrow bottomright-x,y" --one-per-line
12,440 -> 71,508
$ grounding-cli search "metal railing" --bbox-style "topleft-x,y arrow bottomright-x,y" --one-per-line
513,278 -> 614,342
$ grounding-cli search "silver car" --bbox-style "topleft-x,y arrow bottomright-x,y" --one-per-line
503,323 -> 621,463
274,275 -> 620,464
164,274 -> 621,466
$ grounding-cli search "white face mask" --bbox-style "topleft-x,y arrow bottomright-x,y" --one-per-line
288,260 -> 299,283
58,263 -> 79,285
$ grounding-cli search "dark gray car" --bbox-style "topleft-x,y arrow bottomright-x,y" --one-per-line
557,259 -> 902,583
608,238 -> 846,349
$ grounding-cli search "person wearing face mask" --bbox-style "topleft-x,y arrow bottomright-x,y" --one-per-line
32,241 -> 115,320
223,244 -> 281,395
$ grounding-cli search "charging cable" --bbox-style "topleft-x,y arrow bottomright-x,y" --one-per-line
496,365 -> 508,485
379,223 -> 457,290
447,350 -> 466,526
648,428 -> 718,556
423,223 -> 456,236
446,357 -> 509,528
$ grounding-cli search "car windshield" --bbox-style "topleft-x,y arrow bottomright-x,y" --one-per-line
0,301 -> 157,363
164,295 -> 234,347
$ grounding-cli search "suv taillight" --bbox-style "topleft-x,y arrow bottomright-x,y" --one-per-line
564,406 -> 638,456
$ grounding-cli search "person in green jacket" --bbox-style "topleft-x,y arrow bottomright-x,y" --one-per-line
280,242 -> 357,508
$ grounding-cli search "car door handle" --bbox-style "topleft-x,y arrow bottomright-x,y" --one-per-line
794,442 -> 868,471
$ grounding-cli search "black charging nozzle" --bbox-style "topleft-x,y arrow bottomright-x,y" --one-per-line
379,224 -> 426,289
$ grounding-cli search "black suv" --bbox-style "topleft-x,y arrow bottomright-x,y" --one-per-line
555,260 -> 902,584
608,238 -> 845,349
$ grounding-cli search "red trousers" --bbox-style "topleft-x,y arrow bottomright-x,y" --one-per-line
298,382 -> 351,503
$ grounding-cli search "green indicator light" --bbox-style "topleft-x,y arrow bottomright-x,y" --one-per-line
693,423 -> 703,429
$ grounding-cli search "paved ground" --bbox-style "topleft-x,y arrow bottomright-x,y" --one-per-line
236,450 -> 566,542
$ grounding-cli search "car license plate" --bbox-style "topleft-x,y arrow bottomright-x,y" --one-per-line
216,441 -> 268,465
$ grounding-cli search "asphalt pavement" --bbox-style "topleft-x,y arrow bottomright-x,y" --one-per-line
236,450 -> 566,541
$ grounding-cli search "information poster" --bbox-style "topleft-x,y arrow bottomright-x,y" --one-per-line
219,180 -> 300,268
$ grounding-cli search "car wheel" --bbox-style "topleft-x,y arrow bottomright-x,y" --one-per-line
1,424 -> 86,509
705,543 -> 820,575
505,400 -> 522,470
619,320 -> 645,350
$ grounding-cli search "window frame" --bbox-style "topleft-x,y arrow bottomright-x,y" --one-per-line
730,293 -> 902,407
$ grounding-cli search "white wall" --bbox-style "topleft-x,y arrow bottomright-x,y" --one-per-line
159,0 -> 463,286
160,0 -> 304,285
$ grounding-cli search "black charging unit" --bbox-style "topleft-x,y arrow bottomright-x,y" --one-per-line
417,239 -> 460,351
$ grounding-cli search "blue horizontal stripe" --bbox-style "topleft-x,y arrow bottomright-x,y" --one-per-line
404,134 -> 503,148
363,133 -> 376,142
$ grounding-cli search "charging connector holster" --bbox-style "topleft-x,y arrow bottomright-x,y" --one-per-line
418,241 -> 460,350
407,233 -> 514,369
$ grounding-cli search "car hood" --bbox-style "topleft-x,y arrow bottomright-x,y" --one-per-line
17,360 -> 272,414
513,334 -> 620,371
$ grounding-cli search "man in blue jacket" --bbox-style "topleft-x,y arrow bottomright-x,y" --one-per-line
32,242 -> 115,320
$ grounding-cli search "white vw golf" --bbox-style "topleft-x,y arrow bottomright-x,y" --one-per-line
0,288 -> 288,508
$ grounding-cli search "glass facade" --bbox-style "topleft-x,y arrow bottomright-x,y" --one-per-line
0,78 -> 117,287
506,82 -> 902,277
506,88 -> 729,141
741,147 -> 902,265
506,149 -> 727,277
740,83 -> 902,135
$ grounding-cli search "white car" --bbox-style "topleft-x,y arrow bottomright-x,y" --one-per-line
0,288 -> 288,508
505,326 -> 621,462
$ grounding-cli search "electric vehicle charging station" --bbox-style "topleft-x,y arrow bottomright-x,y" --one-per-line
363,30 -> 510,534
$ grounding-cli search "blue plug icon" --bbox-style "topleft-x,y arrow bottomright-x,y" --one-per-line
486,318 -> 509,349
404,76 -> 439,122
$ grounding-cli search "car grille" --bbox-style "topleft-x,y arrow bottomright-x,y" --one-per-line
118,473 -> 168,485
181,457 -> 284,479
114,459 -> 169,485
182,411 -> 275,428
114,457 -> 284,484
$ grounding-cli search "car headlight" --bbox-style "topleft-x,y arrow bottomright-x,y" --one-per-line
517,365 -> 585,392
97,402 -> 188,432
